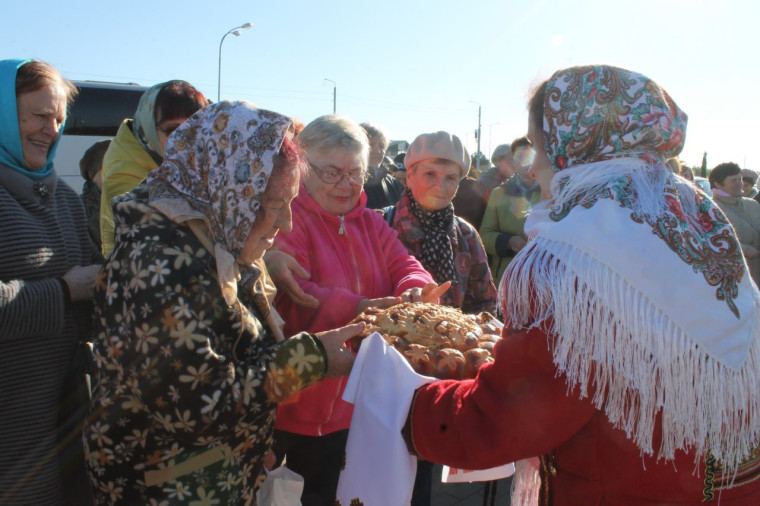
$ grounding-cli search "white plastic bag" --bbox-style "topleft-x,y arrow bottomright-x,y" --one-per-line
255,466 -> 304,506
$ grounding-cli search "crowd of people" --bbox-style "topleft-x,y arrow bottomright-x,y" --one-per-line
3,57 -> 760,506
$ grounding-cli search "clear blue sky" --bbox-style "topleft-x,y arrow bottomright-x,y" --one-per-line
2,0 -> 756,170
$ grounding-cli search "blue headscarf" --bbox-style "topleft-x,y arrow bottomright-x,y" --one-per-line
0,58 -> 67,180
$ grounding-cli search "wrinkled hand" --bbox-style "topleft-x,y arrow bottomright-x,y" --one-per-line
508,235 -> 528,253
744,245 -> 760,258
355,296 -> 402,316
62,264 -> 101,302
400,281 -> 451,304
316,322 -> 365,377
264,250 -> 319,308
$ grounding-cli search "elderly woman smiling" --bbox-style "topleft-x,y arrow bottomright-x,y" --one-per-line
84,102 -> 361,505
0,58 -> 102,505
271,115 -> 443,505
388,131 -> 497,315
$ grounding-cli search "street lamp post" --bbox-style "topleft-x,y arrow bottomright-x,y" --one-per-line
324,78 -> 336,114
470,101 -> 482,172
218,22 -> 252,102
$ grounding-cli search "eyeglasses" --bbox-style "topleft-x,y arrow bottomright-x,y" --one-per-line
309,163 -> 367,186
156,124 -> 180,136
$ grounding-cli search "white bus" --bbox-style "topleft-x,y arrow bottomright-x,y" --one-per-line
54,81 -> 148,192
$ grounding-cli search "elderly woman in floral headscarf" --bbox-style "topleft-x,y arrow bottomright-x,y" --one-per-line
397,66 -> 760,504
84,101 -> 362,505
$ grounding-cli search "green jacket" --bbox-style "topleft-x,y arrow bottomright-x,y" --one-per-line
479,176 -> 541,284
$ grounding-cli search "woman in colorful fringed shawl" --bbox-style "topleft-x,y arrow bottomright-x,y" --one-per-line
402,65 -> 760,505
84,101 -> 362,505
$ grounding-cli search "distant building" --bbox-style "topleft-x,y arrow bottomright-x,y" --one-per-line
387,140 -> 409,158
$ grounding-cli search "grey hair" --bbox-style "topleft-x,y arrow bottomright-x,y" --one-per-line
359,121 -> 389,150
298,115 -> 369,167
491,144 -> 512,165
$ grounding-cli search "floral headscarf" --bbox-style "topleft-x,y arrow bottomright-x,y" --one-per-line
148,100 -> 292,257
542,65 -> 687,171
503,65 -> 760,474
146,101 -> 294,320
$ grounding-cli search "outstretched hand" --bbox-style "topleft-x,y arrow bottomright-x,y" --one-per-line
355,296 -> 402,316
316,322 -> 365,377
400,281 -> 451,304
264,250 -> 319,308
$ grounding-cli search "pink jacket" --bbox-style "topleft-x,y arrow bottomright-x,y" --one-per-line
274,187 -> 433,436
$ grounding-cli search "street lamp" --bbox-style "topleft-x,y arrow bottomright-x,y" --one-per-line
218,22 -> 253,102
488,122 -> 500,157
470,101 -> 482,172
324,78 -> 336,114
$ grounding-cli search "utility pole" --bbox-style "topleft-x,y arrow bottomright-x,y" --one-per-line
470,101 -> 482,172
325,79 -> 336,114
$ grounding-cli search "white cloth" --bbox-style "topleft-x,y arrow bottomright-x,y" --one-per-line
255,466 -> 304,505
336,333 -> 435,506
523,197 -> 757,370
503,164 -> 760,467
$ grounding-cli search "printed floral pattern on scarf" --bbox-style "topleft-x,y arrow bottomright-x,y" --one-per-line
86,102 -> 323,505
542,65 -> 687,171
407,189 -> 457,284
542,65 -> 745,315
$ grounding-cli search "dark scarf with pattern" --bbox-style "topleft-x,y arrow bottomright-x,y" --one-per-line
408,189 -> 456,284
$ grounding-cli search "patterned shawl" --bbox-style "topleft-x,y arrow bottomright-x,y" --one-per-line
407,189 -> 456,284
145,101 -> 294,338
503,65 -> 760,475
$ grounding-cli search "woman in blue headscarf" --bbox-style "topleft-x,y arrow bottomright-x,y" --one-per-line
0,58 -> 101,504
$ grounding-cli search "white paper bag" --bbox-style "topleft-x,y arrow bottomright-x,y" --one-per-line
255,466 -> 304,506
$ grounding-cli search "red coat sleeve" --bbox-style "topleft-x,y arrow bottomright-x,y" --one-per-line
408,324 -> 597,470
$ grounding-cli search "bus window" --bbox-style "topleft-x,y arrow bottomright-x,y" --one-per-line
55,82 -> 147,192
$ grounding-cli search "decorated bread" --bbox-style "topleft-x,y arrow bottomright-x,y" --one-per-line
349,302 -> 501,379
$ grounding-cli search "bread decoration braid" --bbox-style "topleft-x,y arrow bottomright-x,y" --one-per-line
350,302 -> 501,379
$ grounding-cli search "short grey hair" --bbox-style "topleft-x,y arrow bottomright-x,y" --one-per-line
298,115 -> 369,166
359,121 -> 389,150
491,144 -> 512,165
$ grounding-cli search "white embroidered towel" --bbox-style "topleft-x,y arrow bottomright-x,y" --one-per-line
336,333 -> 435,506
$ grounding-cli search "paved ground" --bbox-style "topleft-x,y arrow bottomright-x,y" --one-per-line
429,464 -> 512,505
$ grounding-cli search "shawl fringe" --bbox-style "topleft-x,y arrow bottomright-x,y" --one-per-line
511,457 -> 541,506
501,236 -> 760,471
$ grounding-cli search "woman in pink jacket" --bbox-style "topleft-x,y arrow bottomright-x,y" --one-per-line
271,115 -> 442,506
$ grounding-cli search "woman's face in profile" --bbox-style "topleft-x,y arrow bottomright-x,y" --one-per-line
714,173 -> 744,198
156,116 -> 191,151
742,179 -> 756,197
238,162 -> 300,265
527,113 -> 554,199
